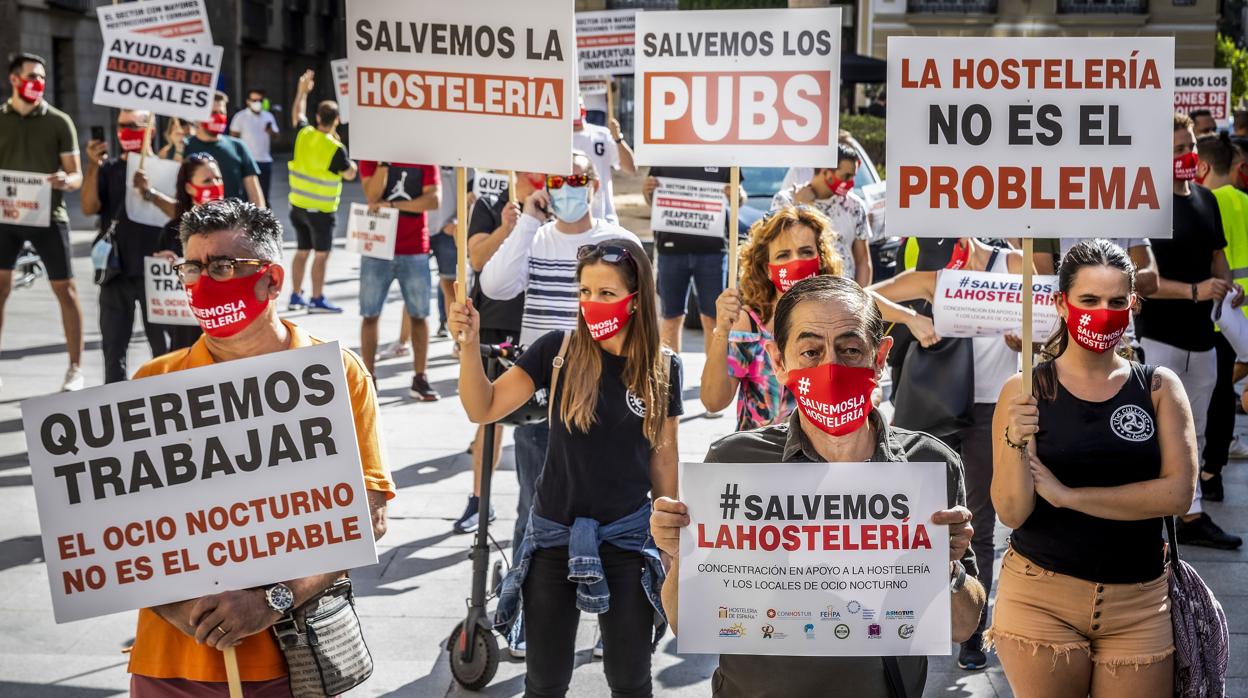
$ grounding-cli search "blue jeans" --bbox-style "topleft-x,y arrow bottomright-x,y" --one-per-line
656,250 -> 725,319
358,253 -> 431,319
512,421 -> 549,558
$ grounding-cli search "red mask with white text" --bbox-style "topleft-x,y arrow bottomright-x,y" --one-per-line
18,77 -> 44,103
581,293 -> 635,341
1063,294 -> 1130,353
769,257 -> 821,293
201,112 -> 228,135
945,240 -> 970,270
190,182 -> 224,205
117,127 -> 146,153
825,173 -> 854,197
1174,152 -> 1200,181
785,362 -> 877,437
185,266 -> 272,338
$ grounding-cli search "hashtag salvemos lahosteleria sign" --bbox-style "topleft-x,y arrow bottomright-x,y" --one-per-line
677,461 -> 951,656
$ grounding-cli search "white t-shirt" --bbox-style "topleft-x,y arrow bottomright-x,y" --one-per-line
971,250 -> 1020,403
573,123 -> 620,223
771,185 -> 871,283
229,109 -> 279,163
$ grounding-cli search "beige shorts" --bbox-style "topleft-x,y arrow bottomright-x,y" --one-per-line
985,547 -> 1173,671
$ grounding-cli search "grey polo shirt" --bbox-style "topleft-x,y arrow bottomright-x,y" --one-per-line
702,410 -> 977,698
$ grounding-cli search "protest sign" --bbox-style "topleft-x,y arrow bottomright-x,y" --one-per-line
650,177 -> 726,237
143,256 -> 197,327
345,0 -> 576,174
860,180 -> 887,239
633,8 -> 841,167
474,171 -> 510,199
577,9 -> 637,79
331,58 -> 352,124
887,37 -> 1174,239
933,270 -> 1059,339
93,34 -> 223,122
345,203 -> 399,260
1175,69 -> 1232,121
678,461 -> 951,656
22,342 -> 378,623
96,0 -> 211,44
580,80 -> 608,96
125,156 -> 179,227
0,170 -> 52,228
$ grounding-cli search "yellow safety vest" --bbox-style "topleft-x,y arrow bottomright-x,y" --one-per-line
1214,184 -> 1248,318
288,126 -> 343,213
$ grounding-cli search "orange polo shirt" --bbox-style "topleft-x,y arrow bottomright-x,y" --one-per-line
126,320 -> 395,683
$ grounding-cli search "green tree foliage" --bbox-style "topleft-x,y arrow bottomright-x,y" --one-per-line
840,113 -> 885,169
1215,33 -> 1248,108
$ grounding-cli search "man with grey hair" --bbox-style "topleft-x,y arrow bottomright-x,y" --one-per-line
125,198 -> 394,696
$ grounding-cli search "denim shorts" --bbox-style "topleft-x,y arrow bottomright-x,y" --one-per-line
429,231 -> 457,280
656,250 -> 725,319
359,253 -> 431,319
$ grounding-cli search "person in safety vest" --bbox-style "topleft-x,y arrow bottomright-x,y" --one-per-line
287,69 -> 357,314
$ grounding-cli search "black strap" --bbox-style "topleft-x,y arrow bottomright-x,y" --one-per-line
882,657 -> 908,698
985,246 -> 1001,272
1165,515 -> 1181,576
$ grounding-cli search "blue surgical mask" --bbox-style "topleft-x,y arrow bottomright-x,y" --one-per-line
549,184 -> 590,223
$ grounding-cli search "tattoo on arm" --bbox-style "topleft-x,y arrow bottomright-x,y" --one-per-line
1151,372 -> 1162,393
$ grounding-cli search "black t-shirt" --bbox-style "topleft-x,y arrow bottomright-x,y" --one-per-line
159,213 -> 185,257
648,165 -> 733,254
469,190 -> 526,337
1137,186 -> 1227,351
98,158 -> 164,278
516,331 -> 684,526
295,119 -> 350,174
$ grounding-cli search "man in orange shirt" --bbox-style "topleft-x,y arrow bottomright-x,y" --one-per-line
126,199 -> 394,697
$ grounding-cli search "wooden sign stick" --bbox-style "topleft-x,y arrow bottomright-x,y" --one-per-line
1020,238 -> 1035,397
728,166 -> 740,289
455,166 -> 468,305
222,646 -> 243,698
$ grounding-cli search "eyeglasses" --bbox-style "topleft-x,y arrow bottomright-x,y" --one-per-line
185,152 -> 217,165
173,256 -> 269,285
577,244 -> 632,265
546,174 -> 592,189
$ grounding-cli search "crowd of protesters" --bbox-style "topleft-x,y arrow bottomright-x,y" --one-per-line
2,48 -> 1244,698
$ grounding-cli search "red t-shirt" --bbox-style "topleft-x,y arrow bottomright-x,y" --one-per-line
357,161 -> 441,255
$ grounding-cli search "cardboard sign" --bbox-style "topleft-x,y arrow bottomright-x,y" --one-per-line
345,0 -> 576,174
96,0 -> 211,44
93,35 -> 223,122
331,58 -> 351,124
474,171 -> 510,199
1175,69 -> 1232,121
125,156 -> 179,227
650,177 -> 726,237
634,8 -> 841,167
0,169 -> 52,228
143,256 -> 198,326
933,270 -> 1060,338
22,342 -> 379,623
887,37 -> 1174,239
345,203 -> 399,260
678,461 -> 951,656
577,9 -> 637,79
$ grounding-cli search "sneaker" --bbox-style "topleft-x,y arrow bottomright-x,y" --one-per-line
410,373 -> 440,401
452,495 -> 496,534
307,295 -> 343,314
704,409 -> 725,419
1228,437 -> 1248,460
436,322 -> 449,338
958,633 -> 988,670
592,630 -> 605,659
377,340 -> 410,360
1201,472 -> 1225,503
287,291 -> 307,311
1177,512 -> 1243,550
61,365 -> 85,392
509,622 -> 526,659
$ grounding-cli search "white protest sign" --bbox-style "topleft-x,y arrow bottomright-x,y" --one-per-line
474,171 -> 510,199
125,156 -> 179,227
650,177 -> 726,237
143,256 -> 197,326
345,203 -> 399,261
1175,69 -> 1232,122
0,169 -> 52,228
345,0 -> 576,174
933,270 -> 1059,339
580,80 -> 608,96
22,342 -> 378,623
331,58 -> 351,124
93,35 -> 223,122
861,180 -> 887,239
577,9 -> 637,79
634,8 -> 841,167
887,37 -> 1174,239
96,0 -> 211,44
678,461 -> 951,656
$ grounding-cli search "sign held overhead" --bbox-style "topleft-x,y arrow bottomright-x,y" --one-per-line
96,0 -> 212,44
93,35 -> 223,122
577,9 -> 638,79
1174,69 -> 1232,121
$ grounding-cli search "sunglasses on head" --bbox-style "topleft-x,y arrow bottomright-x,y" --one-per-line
761,204 -> 815,222
546,174 -> 592,189
577,243 -> 632,265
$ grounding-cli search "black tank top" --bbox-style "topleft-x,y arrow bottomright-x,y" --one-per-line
1011,362 -> 1165,583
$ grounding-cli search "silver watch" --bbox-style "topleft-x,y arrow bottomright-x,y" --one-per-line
949,560 -> 968,593
264,582 -> 295,614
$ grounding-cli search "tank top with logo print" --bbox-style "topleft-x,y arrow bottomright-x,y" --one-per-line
1011,362 -> 1165,583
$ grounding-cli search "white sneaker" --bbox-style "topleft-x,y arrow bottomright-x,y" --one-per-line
377,341 -> 410,360
61,366 -> 85,392
1229,437 -> 1248,460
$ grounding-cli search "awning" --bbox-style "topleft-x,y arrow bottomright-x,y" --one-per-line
842,52 -> 887,84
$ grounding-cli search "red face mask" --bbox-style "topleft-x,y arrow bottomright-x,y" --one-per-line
190,182 -> 224,205
117,127 -> 146,153
1174,152 -> 1200,181
785,362 -> 877,437
201,112 -> 228,135
524,173 -> 546,190
1063,294 -> 1131,353
769,257 -> 821,294
945,240 -> 970,270
185,266 -> 272,338
573,105 -> 586,129
17,76 -> 44,103
581,293 -> 635,341
825,172 -> 854,197
1236,164 -> 1248,191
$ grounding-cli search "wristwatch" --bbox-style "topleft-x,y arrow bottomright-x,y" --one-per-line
264,582 -> 295,614
141,188 -> 155,203
949,560 -> 968,593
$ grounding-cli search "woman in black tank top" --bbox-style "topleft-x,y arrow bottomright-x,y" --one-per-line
986,240 -> 1198,698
